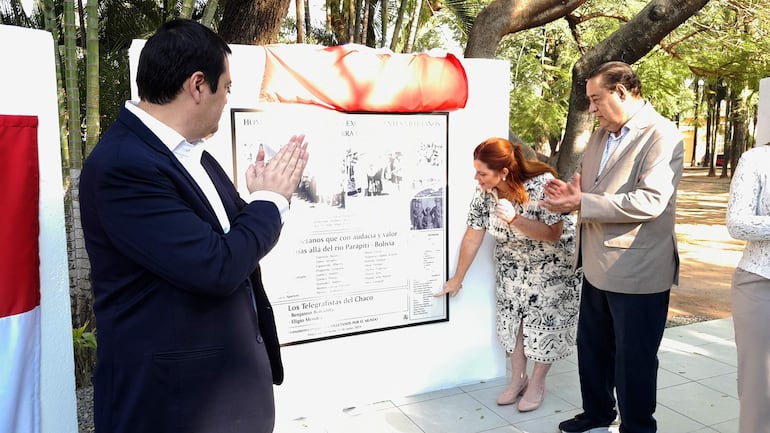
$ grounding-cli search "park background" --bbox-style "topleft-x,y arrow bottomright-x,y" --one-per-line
2,0 -> 768,432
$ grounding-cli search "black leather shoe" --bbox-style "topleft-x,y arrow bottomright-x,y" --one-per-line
558,413 -> 614,433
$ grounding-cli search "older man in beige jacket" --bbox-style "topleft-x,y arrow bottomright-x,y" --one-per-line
542,61 -> 683,433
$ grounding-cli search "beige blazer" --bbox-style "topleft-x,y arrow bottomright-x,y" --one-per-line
577,101 -> 684,294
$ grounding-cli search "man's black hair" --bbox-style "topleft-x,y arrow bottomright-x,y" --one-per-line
137,19 -> 232,104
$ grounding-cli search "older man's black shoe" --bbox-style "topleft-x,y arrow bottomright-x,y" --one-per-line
558,413 -> 614,433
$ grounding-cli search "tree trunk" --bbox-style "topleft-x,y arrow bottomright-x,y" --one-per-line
555,92 -> 594,178
465,0 -> 588,59
296,0 -> 305,42
389,0 -> 408,51
63,0 -> 82,169
690,78 -> 701,167
77,0 -> 86,51
64,0 -> 92,329
403,0 -> 423,53
354,0 -> 363,42
201,0 -> 219,28
180,0 -> 195,18
365,0 -> 376,47
219,0 -> 292,45
720,85 -> 734,178
69,0 -> 99,330
708,95 -> 720,177
42,0 -> 69,169
704,92 -> 712,165
348,0 -> 356,42
327,0 -> 348,43
555,0 -> 710,179
86,0 -> 99,156
729,81 -> 748,178
68,170 -> 94,328
360,0 -> 370,45
380,0 -> 388,48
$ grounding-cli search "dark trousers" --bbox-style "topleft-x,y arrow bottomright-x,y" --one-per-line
577,279 -> 670,433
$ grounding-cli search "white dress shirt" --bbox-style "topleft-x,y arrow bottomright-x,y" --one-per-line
125,101 -> 289,232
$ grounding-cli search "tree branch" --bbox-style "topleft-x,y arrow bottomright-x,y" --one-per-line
465,0 -> 589,58
556,0 -> 712,177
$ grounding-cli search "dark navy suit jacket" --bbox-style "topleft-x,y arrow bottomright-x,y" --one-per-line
80,106 -> 284,433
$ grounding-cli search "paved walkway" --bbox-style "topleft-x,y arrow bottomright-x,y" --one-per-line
274,317 -> 739,433
670,168 -> 740,323
273,168 -> 743,433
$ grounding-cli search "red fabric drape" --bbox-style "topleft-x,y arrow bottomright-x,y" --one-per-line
260,44 -> 469,113
0,114 -> 40,317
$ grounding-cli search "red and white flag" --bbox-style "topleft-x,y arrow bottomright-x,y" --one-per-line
0,114 -> 41,433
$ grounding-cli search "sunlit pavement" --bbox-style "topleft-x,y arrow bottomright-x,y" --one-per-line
274,317 -> 739,433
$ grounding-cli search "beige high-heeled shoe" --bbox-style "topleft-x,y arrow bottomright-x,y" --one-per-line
517,383 -> 544,412
496,375 -> 528,405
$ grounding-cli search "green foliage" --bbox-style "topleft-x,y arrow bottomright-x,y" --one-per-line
73,321 -> 97,350
572,1 -> 645,47
99,49 -> 131,132
412,10 -> 465,54
675,1 -> 770,86
441,0 -> 486,38
498,21 -> 578,149
444,0 -> 770,154
635,50 -> 694,120
279,16 -> 339,45
0,0 -> 33,27
73,321 -> 97,388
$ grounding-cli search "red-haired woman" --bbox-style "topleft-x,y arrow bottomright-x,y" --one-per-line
436,137 -> 582,412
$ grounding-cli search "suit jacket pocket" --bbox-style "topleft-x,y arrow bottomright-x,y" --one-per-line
152,346 -> 224,362
603,227 -> 646,249
151,346 -> 226,432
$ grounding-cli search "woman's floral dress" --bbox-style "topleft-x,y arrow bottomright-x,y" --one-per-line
467,172 -> 582,362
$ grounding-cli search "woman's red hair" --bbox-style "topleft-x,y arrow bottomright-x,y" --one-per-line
473,137 -> 557,204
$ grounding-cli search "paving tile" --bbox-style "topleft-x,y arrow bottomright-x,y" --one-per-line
467,384 -> 576,425
653,403 -> 707,433
274,417 -> 330,433
696,341 -> 738,367
542,370 -> 582,407
513,408 -> 581,433
697,372 -> 738,399
657,382 -> 739,426
662,319 -> 735,347
398,392 -> 509,433
548,358 -> 579,375
709,418 -> 739,433
684,318 -> 735,340
474,426 -> 524,433
658,350 -> 736,381
459,376 -> 509,393
390,386 -> 464,406
328,407 -> 425,433
657,366 -> 691,389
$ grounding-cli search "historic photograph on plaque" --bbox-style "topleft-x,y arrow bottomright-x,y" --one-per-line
230,107 -> 450,345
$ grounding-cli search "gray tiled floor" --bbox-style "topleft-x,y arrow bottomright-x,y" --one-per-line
274,317 -> 739,433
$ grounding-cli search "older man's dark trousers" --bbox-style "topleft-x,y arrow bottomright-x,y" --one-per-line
576,278 -> 670,433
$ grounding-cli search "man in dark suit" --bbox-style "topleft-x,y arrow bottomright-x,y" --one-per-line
542,61 -> 683,433
80,19 -> 309,433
